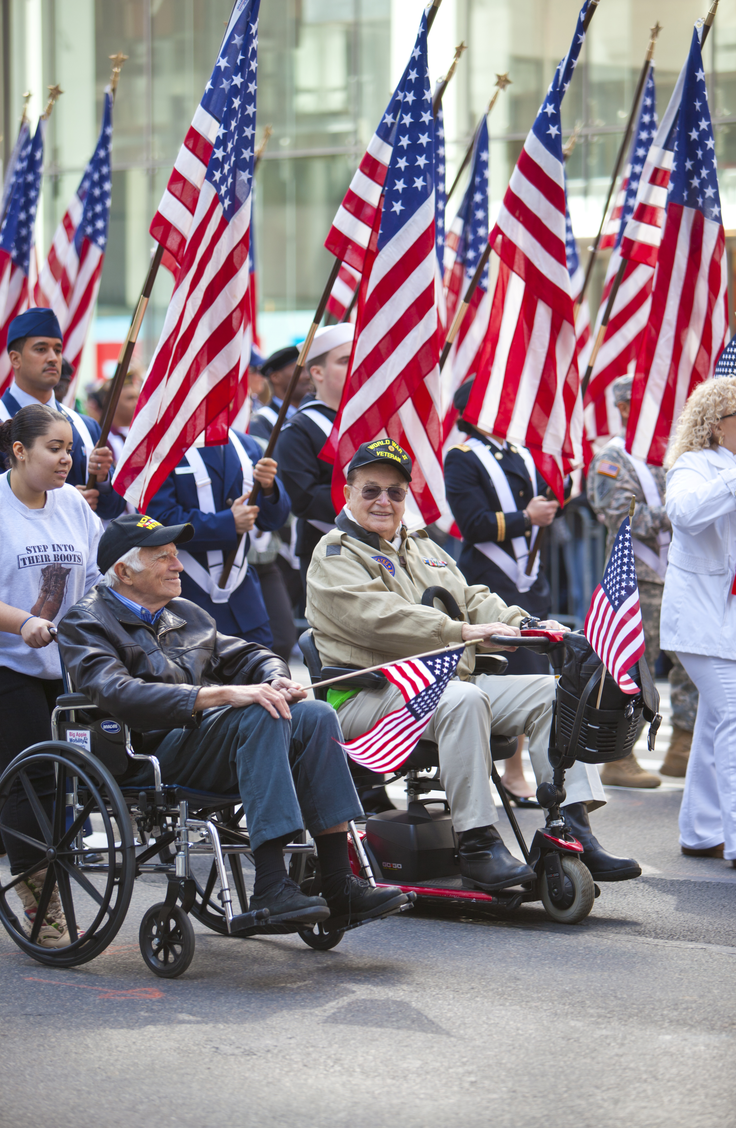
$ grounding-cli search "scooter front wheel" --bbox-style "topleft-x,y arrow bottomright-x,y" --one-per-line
540,856 -> 595,924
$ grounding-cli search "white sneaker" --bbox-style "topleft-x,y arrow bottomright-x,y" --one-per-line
16,868 -> 72,948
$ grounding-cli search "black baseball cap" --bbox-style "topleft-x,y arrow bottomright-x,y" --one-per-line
98,514 -> 194,575
347,439 -> 412,481
261,345 -> 299,377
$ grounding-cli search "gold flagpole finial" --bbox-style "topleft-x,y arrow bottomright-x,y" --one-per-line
646,21 -> 663,60
563,121 -> 583,160
109,52 -> 129,96
487,73 -> 512,116
255,124 -> 273,162
41,84 -> 63,120
21,91 -> 32,124
442,42 -> 467,88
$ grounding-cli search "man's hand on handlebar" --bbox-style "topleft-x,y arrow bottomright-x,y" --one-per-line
20,616 -> 57,648
536,620 -> 569,633
461,621 -> 520,652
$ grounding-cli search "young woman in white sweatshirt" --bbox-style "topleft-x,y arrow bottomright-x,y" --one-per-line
0,403 -> 101,946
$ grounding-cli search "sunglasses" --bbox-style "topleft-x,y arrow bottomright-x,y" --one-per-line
354,484 -> 408,502
719,413 -> 736,421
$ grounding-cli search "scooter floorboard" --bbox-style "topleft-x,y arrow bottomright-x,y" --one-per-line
372,875 -> 539,911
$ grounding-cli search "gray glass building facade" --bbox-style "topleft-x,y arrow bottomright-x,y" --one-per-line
1,0 -> 734,383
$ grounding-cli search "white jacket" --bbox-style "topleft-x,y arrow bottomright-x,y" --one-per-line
660,446 -> 736,658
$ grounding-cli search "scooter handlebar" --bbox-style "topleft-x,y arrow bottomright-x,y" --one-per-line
486,629 -> 566,653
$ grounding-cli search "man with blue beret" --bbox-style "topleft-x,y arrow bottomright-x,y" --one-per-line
1,308 -> 125,519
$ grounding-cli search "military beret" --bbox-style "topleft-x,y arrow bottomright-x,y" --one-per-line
7,307 -> 63,348
261,346 -> 299,376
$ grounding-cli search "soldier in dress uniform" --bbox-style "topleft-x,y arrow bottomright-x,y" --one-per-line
1,308 -> 126,521
274,323 -> 354,590
249,345 -> 309,443
588,375 -> 698,783
145,429 -> 292,653
445,380 -> 561,804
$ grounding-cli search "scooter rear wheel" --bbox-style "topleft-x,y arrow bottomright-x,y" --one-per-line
540,855 -> 595,924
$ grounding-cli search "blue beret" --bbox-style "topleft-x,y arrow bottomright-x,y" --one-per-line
7,308 -> 63,348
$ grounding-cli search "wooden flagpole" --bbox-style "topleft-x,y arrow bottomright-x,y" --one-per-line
581,0 -> 719,399
307,643 -> 466,693
574,22 -> 661,319
445,72 -> 512,205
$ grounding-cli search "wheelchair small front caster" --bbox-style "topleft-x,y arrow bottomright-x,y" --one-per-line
297,922 -> 345,951
540,856 -> 595,925
139,902 -> 196,977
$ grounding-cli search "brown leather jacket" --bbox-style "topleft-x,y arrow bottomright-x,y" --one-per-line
57,584 -> 287,750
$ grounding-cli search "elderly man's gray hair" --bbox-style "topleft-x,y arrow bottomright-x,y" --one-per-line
100,545 -> 146,588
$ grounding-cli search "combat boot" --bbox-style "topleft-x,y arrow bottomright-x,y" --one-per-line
660,725 -> 692,777
600,752 -> 661,789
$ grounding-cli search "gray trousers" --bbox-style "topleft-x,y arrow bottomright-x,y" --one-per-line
337,674 -> 605,833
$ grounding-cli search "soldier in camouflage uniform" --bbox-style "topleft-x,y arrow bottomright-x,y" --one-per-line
587,375 -> 698,784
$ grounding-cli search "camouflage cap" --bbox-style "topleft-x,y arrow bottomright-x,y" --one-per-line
612,375 -> 634,405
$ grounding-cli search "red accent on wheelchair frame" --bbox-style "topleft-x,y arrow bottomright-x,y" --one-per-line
541,831 -> 583,851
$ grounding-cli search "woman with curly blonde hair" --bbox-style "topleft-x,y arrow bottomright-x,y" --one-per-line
660,376 -> 736,870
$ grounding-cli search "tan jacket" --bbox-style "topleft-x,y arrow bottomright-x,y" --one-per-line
306,510 -> 528,679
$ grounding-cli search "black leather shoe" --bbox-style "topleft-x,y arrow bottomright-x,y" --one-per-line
325,875 -> 408,927
563,802 -> 642,882
458,825 -> 536,892
249,877 -> 330,924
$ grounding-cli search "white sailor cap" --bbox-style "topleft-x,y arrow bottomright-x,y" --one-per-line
303,323 -> 355,366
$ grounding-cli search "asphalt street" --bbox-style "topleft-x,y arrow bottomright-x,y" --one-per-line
1,681 -> 735,1128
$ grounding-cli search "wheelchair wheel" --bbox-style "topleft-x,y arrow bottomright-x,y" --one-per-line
297,921 -> 344,950
540,855 -> 595,925
0,741 -> 135,968
139,902 -> 195,978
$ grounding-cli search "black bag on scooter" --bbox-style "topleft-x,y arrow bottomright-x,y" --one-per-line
551,632 -> 661,768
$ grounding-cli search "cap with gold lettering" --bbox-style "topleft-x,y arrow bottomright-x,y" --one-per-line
97,513 -> 194,574
347,439 -> 412,481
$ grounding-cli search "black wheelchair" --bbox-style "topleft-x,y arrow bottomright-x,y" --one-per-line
0,689 -> 392,977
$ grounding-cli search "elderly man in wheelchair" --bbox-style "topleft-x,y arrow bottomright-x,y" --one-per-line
305,439 -> 643,893
6,512 -> 406,963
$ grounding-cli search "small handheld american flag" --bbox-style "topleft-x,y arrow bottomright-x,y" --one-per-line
584,513 -> 645,695
340,647 -> 464,773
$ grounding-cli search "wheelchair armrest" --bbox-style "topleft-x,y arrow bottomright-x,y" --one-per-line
474,653 -> 508,675
55,693 -> 95,709
320,666 -> 387,691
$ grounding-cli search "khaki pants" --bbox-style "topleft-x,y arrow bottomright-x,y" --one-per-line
337,674 -> 606,833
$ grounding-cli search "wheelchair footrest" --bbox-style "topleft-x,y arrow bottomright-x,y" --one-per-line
324,891 -> 416,933
229,907 -> 270,933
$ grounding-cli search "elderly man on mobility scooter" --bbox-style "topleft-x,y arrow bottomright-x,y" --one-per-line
306,440 -> 642,892
57,513 -> 408,930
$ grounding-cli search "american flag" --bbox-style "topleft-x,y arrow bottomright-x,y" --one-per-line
113,0 -> 260,512
463,1 -> 591,504
340,648 -> 464,773
440,115 -> 491,445
1,118 -> 31,222
434,102 -> 447,336
325,11 -> 445,528
0,120 -> 44,396
584,517 -> 645,695
584,67 -> 658,450
627,28 -> 728,466
714,336 -> 736,378
326,261 -> 360,322
34,90 -> 113,401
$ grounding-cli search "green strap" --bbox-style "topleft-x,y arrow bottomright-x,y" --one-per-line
326,687 -> 359,711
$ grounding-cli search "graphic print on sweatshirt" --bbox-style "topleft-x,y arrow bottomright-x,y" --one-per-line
18,542 -> 83,621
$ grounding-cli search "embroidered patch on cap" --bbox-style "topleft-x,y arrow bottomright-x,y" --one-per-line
596,461 -> 620,479
372,554 -> 395,576
136,516 -> 163,529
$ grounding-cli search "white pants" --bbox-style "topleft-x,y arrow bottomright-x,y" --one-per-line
337,673 -> 605,833
677,653 -> 736,860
